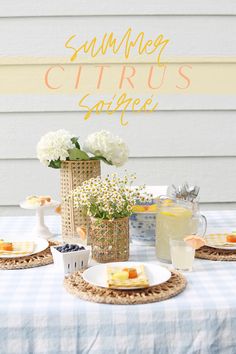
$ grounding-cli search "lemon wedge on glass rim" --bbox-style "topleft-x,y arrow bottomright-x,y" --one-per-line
184,235 -> 206,250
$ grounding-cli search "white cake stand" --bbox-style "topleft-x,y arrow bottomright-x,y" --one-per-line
20,200 -> 60,240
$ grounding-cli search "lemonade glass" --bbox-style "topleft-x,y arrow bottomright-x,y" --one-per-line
156,198 -> 206,262
169,239 -> 195,271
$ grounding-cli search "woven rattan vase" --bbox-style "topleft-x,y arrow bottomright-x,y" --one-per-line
90,217 -> 129,263
60,160 -> 101,244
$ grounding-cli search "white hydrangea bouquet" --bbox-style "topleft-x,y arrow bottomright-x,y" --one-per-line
71,173 -> 151,220
37,129 -> 128,168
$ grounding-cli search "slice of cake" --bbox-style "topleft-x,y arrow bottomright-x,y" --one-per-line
26,195 -> 51,206
0,241 -> 35,255
107,264 -> 149,288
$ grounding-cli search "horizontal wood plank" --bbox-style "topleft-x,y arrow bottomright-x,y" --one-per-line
0,111 -> 235,158
0,157 -> 235,205
1,0 -> 236,17
0,16 -> 236,64
1,94 -> 236,112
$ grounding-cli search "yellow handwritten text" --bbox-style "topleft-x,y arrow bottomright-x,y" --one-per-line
65,28 -> 169,65
78,92 -> 158,126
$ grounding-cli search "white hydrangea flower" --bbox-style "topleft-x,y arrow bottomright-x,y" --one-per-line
37,129 -> 74,166
84,130 -> 128,167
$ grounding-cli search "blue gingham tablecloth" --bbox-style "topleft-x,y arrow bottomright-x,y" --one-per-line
0,211 -> 236,354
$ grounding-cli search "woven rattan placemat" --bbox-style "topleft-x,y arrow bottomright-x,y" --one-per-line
196,246 -> 236,261
0,241 -> 59,270
64,270 -> 187,305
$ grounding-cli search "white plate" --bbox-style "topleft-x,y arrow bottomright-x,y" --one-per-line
82,261 -> 171,289
0,237 -> 49,258
205,233 -> 236,250
20,200 -> 60,210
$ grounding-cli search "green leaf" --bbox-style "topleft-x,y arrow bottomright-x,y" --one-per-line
68,148 -> 89,161
90,156 -> 112,165
71,137 -> 80,149
49,159 -> 61,169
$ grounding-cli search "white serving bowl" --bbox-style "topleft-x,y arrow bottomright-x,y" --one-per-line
129,212 -> 156,246
51,245 -> 90,274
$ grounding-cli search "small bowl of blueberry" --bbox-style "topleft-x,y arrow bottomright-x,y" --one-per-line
51,243 -> 90,274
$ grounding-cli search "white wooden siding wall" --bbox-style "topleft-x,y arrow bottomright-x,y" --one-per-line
0,1 -> 236,209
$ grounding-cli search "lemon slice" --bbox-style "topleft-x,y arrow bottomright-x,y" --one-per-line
160,211 -> 177,217
161,199 -> 174,206
161,207 -> 192,217
132,204 -> 157,213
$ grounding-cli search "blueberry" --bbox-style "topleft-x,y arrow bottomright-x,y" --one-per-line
56,243 -> 85,253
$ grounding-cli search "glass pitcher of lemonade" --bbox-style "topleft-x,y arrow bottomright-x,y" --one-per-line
156,197 -> 207,262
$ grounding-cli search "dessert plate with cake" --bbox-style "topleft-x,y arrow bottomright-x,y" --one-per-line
20,195 -> 59,209
82,262 -> 171,290
0,237 -> 48,258
205,233 -> 236,250
20,195 -> 60,239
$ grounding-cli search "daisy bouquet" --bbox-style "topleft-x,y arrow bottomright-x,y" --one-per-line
70,173 -> 151,220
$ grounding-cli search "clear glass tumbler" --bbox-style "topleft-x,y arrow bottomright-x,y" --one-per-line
169,239 -> 195,271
